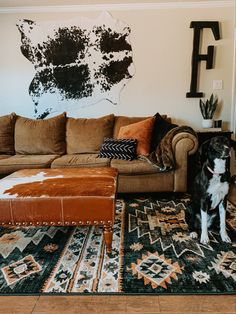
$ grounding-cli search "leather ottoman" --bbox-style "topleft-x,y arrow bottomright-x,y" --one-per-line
0,167 -> 118,254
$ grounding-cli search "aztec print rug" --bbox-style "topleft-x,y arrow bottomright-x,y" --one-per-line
0,194 -> 235,295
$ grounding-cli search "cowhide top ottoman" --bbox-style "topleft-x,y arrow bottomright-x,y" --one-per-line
0,167 -> 118,254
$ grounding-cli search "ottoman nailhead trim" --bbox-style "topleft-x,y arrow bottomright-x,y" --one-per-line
1,221 -> 113,226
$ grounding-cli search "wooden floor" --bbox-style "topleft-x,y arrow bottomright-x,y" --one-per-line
0,294 -> 235,314
0,185 -> 235,314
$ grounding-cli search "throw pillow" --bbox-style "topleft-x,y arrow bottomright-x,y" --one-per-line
99,138 -> 137,161
15,113 -> 66,155
150,113 -> 177,152
0,113 -> 16,154
113,116 -> 148,138
117,116 -> 155,156
66,114 -> 115,154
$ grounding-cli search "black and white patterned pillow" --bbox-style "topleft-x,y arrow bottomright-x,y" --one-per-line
99,138 -> 137,161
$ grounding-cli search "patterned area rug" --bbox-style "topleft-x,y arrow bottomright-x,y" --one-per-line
0,194 -> 235,295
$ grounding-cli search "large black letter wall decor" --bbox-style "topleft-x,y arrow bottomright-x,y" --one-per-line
17,12 -> 134,119
186,21 -> 220,98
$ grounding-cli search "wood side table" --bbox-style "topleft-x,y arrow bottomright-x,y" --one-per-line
195,129 -> 232,145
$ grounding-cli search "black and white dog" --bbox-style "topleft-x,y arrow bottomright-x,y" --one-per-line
186,136 -> 233,244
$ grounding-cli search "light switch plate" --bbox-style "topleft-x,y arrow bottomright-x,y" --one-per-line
213,80 -> 223,90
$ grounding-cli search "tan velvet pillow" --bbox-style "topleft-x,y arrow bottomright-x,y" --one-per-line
66,114 -> 115,154
15,113 -> 66,155
117,116 -> 155,156
0,113 -> 16,154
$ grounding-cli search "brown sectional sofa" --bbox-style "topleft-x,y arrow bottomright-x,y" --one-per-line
0,112 -> 198,193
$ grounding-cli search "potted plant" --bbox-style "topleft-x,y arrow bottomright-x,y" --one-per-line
199,93 -> 218,128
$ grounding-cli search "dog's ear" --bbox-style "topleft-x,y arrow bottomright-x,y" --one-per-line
198,139 -> 211,164
230,139 -> 236,151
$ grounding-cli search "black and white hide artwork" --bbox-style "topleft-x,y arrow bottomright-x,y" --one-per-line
16,12 -> 134,119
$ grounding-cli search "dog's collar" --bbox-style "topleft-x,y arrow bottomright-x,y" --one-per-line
207,166 -> 224,175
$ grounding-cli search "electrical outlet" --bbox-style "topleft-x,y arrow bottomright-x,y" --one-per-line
213,80 -> 223,90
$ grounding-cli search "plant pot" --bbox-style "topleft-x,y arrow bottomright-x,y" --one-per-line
202,119 -> 213,128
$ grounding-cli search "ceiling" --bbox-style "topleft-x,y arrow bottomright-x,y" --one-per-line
0,0 -> 218,8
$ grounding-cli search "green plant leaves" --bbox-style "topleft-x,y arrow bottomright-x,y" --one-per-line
199,93 -> 218,119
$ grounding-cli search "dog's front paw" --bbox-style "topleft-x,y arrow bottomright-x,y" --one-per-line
190,232 -> 198,239
220,232 -> 231,243
200,234 -> 209,244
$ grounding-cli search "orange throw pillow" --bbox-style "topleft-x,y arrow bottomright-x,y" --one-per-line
117,117 -> 155,156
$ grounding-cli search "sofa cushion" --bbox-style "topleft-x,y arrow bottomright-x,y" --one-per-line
51,154 -> 110,168
99,138 -> 137,161
117,172 -> 174,193
0,113 -> 16,155
15,113 -> 66,155
0,155 -> 59,175
113,116 -> 149,138
0,155 -> 12,160
66,114 -> 114,154
110,158 -> 160,175
117,117 -> 155,156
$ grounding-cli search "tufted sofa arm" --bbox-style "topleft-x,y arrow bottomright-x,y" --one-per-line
172,132 -> 198,192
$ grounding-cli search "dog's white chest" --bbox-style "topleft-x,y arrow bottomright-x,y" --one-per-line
207,175 -> 229,208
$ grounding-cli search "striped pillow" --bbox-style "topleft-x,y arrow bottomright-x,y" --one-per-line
99,138 -> 137,161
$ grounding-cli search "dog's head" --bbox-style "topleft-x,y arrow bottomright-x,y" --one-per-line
199,136 -> 231,164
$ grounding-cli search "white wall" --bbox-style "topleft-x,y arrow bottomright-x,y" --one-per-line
0,1 -> 234,131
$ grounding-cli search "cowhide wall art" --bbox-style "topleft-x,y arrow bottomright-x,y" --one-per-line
16,12 -> 135,119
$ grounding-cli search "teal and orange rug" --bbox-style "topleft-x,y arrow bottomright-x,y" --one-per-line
0,194 -> 235,295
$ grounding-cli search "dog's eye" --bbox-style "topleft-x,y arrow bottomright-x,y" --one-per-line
214,145 -> 221,152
